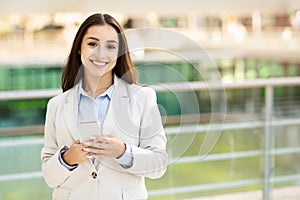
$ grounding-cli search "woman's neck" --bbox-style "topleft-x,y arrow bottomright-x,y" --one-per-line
83,72 -> 113,99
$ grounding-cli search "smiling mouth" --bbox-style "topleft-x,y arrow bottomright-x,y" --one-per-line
91,60 -> 109,67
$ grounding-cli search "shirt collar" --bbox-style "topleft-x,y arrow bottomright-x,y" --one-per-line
78,74 -> 118,100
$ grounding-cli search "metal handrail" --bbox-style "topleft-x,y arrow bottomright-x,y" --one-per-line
0,88 -> 61,100
0,77 -> 300,100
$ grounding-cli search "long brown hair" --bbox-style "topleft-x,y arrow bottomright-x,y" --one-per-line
61,13 -> 136,92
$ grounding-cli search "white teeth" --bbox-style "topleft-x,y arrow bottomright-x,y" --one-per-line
92,60 -> 107,66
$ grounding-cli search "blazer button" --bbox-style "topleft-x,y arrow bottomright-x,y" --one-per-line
91,172 -> 97,179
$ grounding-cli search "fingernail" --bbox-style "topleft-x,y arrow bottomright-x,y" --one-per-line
84,142 -> 91,146
83,148 -> 89,152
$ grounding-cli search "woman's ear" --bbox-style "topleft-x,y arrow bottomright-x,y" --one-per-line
78,49 -> 81,54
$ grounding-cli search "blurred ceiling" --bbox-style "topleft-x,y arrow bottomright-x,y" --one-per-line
0,0 -> 300,15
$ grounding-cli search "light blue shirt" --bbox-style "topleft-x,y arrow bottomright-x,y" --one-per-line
59,75 -> 133,170
77,78 -> 114,126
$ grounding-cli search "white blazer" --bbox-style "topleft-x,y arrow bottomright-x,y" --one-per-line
41,77 -> 168,200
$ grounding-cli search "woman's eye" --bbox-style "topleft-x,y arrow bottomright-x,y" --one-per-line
88,42 -> 97,47
107,45 -> 117,50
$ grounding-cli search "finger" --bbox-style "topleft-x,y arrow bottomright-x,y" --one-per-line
97,137 -> 113,144
74,139 -> 81,144
84,135 -> 98,142
87,152 -> 94,157
83,141 -> 97,148
84,147 -> 106,155
94,135 -> 112,143
84,140 -> 107,148
83,145 -> 105,152
72,142 -> 83,149
73,143 -> 85,150
80,148 -> 88,154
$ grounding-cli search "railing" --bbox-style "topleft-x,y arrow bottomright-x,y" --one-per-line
1,77 -> 300,200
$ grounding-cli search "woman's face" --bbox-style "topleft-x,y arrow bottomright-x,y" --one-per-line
80,24 -> 119,78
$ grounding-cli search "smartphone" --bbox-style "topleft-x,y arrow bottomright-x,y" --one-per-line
77,121 -> 101,142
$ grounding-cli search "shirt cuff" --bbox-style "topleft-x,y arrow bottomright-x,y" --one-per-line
58,149 -> 79,171
115,143 -> 133,169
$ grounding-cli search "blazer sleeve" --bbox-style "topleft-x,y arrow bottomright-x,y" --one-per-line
126,88 -> 168,179
41,98 -> 73,188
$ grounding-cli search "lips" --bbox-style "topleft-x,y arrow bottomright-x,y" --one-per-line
91,60 -> 109,67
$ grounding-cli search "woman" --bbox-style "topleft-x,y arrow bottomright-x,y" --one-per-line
41,13 -> 167,200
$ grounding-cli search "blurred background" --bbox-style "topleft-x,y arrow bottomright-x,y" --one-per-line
1,0 -> 300,199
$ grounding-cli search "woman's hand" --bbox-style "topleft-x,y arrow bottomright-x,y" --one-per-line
83,135 -> 126,158
62,140 -> 90,165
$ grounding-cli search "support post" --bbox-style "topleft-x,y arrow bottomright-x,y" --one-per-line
263,85 -> 274,200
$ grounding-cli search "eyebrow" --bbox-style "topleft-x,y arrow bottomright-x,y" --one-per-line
86,36 -> 118,43
86,36 -> 99,41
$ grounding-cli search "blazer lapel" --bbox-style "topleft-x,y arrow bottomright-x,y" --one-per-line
102,77 -> 130,135
63,86 -> 80,141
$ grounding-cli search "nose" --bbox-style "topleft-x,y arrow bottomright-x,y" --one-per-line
94,44 -> 107,59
